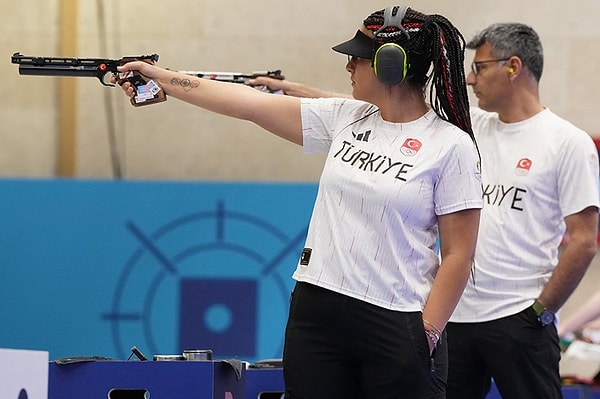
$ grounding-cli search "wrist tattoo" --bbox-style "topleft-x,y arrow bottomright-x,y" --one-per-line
170,77 -> 200,91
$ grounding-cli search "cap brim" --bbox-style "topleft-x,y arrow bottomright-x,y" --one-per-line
332,30 -> 373,59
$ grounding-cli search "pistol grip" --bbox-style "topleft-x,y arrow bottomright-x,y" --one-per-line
121,71 -> 167,107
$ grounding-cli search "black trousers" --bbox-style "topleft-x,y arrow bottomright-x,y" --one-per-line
283,282 -> 447,399
446,306 -> 562,399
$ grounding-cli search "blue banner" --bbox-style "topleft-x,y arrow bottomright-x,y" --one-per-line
0,179 -> 317,363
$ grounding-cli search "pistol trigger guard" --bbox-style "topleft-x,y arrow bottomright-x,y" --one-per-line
98,72 -> 117,87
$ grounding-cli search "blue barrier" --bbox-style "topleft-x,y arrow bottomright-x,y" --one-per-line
0,179 -> 317,364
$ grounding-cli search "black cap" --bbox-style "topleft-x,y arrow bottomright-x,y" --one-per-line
332,30 -> 374,59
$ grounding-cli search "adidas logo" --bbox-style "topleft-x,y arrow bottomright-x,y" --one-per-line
352,130 -> 372,142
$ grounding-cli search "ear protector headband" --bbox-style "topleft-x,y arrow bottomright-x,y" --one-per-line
373,6 -> 410,85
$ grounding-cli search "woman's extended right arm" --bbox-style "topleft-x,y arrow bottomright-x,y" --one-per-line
118,61 -> 304,146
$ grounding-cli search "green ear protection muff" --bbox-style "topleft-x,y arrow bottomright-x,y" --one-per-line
373,6 -> 410,85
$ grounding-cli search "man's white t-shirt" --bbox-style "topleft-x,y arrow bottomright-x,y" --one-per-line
451,107 -> 600,322
292,97 -> 482,312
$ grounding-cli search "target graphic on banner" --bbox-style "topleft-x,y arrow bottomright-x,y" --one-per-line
103,199 -> 308,361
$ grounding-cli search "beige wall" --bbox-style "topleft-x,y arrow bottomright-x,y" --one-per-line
2,0 -> 600,180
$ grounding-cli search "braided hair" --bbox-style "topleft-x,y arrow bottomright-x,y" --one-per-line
365,8 -> 474,138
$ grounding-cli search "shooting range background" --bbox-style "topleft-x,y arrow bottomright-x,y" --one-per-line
1,0 -> 600,375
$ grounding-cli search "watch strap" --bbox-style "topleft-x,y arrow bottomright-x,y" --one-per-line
531,300 -> 545,316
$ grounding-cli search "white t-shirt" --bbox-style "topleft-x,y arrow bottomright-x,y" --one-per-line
292,97 -> 482,311
451,107 -> 600,322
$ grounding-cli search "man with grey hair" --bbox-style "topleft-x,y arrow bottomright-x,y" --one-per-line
249,21 -> 600,399
445,22 -> 599,399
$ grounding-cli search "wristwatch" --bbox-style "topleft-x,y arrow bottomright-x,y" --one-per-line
531,300 -> 555,327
